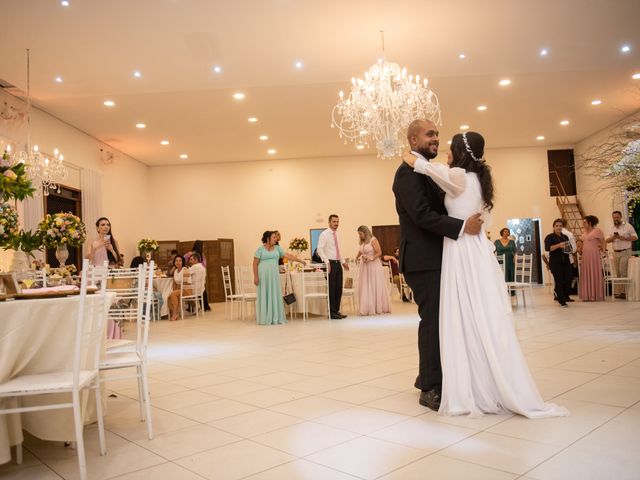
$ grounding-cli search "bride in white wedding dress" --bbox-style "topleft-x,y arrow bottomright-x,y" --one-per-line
404,131 -> 568,419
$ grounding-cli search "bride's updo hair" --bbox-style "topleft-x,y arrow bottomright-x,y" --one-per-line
450,131 -> 495,211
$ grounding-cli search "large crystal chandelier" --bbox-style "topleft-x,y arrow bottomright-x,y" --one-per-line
331,32 -> 441,159
8,49 -> 67,196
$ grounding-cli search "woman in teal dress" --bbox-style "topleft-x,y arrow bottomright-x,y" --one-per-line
494,227 -> 516,282
253,231 -> 305,325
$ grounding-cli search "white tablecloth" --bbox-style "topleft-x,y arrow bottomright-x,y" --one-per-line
627,256 -> 640,301
154,277 -> 174,317
281,271 -> 329,317
0,293 -> 114,465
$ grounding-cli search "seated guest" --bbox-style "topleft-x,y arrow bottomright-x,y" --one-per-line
168,255 -> 191,321
130,256 -> 145,269
184,241 -> 211,311
188,252 -> 207,298
167,249 -> 179,276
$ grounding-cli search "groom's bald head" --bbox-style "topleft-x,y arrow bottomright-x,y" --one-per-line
407,119 -> 439,159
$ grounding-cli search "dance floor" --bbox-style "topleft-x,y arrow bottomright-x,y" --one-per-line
3,288 -> 639,480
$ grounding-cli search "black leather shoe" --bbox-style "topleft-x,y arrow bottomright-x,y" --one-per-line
559,301 -> 568,307
339,313 -> 348,319
414,377 -> 421,390
419,389 -> 441,411
330,315 -> 342,319
565,297 -> 575,302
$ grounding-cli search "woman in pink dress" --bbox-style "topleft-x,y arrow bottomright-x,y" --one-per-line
579,215 -> 605,301
355,226 -> 391,315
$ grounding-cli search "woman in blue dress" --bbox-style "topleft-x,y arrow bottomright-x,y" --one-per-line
253,231 -> 305,325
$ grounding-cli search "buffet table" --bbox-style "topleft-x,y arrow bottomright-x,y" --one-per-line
0,292 -> 114,465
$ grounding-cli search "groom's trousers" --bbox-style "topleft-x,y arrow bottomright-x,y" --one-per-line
403,269 -> 442,393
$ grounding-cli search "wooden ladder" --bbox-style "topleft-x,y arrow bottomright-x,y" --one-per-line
550,170 -> 584,238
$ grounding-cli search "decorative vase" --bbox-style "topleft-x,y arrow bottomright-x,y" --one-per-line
145,251 -> 151,262
10,250 -> 30,273
55,245 -> 69,267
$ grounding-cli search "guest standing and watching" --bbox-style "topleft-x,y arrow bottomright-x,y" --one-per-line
494,227 -> 516,282
605,210 -> 638,299
87,217 -> 121,268
253,231 -> 304,325
355,226 -> 391,315
317,214 -> 350,319
579,215 -> 605,302
545,219 -> 573,307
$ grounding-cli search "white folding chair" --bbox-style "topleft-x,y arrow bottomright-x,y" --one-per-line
222,265 -> 243,319
507,253 -> 534,306
181,265 -> 205,319
301,267 -> 330,320
100,261 -> 154,440
236,265 -> 257,320
0,260 -> 108,480
602,252 -> 633,300
495,254 -> 506,277
342,264 -> 358,314
399,272 -> 413,303
105,265 -> 146,349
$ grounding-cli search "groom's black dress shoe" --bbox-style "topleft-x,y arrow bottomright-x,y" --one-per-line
339,313 -> 348,319
419,389 -> 441,411
330,315 -> 342,319
414,377 -> 421,390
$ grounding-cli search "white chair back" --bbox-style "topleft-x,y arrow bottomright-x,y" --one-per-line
514,253 -> 533,284
301,268 -> 330,320
237,265 -> 256,295
138,261 -> 155,358
221,265 -> 235,300
496,254 -> 506,274
106,265 -> 147,323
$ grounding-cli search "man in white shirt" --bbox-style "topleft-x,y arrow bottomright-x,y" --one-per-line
317,214 -> 350,319
187,252 -> 207,300
605,210 -> 638,298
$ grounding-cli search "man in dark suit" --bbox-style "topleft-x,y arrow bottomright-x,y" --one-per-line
392,119 -> 483,410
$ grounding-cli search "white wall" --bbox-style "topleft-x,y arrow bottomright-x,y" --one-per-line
0,90 -> 152,267
147,145 -> 567,266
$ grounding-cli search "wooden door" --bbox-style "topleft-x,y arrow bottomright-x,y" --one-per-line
44,185 -> 82,269
372,225 -> 401,257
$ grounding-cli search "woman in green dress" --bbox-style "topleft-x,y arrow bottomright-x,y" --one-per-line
494,227 -> 516,282
253,231 -> 305,325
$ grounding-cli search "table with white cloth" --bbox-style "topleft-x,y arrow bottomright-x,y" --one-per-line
280,271 -> 329,317
154,277 -> 174,317
0,292 -> 114,465
627,256 -> 640,301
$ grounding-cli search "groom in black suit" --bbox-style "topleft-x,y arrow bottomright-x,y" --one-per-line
392,119 -> 483,410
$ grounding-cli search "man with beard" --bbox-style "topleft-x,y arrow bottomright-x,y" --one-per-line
392,119 -> 483,410
605,210 -> 638,298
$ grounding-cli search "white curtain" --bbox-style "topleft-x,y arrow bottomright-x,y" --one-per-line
80,168 -> 103,257
21,193 -> 45,263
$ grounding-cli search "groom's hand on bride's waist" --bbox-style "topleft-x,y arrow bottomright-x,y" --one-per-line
463,213 -> 483,235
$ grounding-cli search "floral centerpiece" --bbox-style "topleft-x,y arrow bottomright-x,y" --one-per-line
137,238 -> 159,253
38,212 -> 86,266
288,237 -> 309,253
0,202 -> 20,248
1,149 -> 36,202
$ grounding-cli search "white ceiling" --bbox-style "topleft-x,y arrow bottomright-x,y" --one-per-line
1,0 -> 639,166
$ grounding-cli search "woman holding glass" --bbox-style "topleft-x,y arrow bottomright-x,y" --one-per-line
87,217 -> 121,268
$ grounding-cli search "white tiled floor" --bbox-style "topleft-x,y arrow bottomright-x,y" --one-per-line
2,288 -> 640,479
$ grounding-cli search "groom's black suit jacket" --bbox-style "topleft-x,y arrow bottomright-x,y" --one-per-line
392,162 -> 464,273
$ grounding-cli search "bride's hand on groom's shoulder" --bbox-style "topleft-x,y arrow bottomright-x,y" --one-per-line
402,150 -> 416,167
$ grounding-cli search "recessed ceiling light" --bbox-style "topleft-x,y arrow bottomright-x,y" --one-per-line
633,73 -> 640,80
55,76 -> 63,83
560,120 -> 570,126
180,154 -> 188,159
591,99 -> 602,105
621,44 -> 631,53
103,100 -> 115,107
295,61 -> 303,69
499,79 -> 511,86
135,123 -> 146,129
356,145 -> 365,150
267,149 -> 276,155
458,53 -> 466,59
212,65 -> 222,74
259,135 -> 269,141
536,135 -> 545,141
248,117 -> 258,123
160,140 -> 170,145
540,48 -> 548,56
232,92 -> 245,100
60,0 -> 70,6
133,70 -> 142,78
460,125 -> 470,130
477,105 -> 487,111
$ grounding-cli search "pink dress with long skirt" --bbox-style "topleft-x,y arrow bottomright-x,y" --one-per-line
579,228 -> 604,302
91,243 -> 122,339
357,240 -> 391,315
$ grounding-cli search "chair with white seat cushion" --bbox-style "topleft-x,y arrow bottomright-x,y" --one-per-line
99,261 -> 154,440
0,260 -> 109,480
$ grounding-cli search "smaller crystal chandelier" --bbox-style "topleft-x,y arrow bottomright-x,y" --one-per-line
331,32 -> 442,159
8,49 -> 67,196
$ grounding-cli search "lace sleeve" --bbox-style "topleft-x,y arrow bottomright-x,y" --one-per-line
413,158 -> 466,196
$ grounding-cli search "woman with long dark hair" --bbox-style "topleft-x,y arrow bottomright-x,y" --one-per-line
87,217 -> 121,267
402,131 -> 567,419
184,240 -> 211,311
